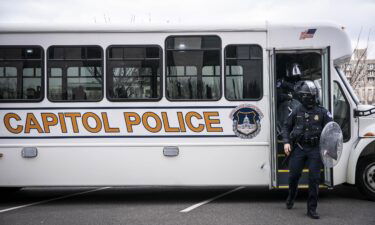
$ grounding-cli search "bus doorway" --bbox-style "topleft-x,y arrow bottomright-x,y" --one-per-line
270,48 -> 332,188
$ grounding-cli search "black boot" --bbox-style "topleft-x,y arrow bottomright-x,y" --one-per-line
286,196 -> 294,209
307,210 -> 320,219
286,186 -> 297,209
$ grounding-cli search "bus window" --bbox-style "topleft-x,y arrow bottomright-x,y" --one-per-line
166,36 -> 221,100
107,46 -> 161,101
333,82 -> 351,142
225,45 -> 263,100
0,46 -> 43,101
47,46 -> 103,102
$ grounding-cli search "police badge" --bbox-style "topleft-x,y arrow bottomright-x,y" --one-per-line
230,104 -> 264,139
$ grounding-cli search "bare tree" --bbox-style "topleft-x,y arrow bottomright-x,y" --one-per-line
342,28 -> 373,104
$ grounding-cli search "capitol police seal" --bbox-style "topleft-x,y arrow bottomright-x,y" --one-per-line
230,104 -> 264,139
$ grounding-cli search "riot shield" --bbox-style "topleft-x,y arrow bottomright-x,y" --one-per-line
319,121 -> 343,168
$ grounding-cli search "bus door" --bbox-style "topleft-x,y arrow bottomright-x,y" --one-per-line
269,47 -> 332,188
269,48 -> 278,188
331,65 -> 359,186
321,47 -> 333,187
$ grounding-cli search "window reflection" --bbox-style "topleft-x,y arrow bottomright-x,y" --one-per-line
47,46 -> 103,101
166,36 -> 221,100
225,45 -> 263,100
333,82 -> 351,141
0,47 -> 43,101
107,46 -> 161,101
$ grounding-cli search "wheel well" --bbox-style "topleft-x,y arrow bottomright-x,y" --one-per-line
359,140 -> 375,158
357,140 -> 375,170
349,140 -> 375,185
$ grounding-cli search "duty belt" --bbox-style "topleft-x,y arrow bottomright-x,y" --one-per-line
301,137 -> 319,146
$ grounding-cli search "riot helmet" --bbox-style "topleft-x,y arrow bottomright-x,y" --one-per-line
294,80 -> 319,109
285,63 -> 302,81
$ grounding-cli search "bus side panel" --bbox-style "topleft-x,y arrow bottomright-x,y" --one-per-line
0,145 -> 269,186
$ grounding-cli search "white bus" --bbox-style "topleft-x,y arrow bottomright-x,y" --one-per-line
0,22 -> 374,200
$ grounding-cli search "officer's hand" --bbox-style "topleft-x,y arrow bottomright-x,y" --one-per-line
284,143 -> 291,156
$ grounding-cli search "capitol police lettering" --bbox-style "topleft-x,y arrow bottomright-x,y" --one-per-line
1,106 -> 265,138
2,111 -> 223,135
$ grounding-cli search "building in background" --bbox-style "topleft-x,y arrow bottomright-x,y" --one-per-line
341,49 -> 375,105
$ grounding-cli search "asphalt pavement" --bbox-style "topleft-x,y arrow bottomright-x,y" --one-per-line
0,185 -> 374,225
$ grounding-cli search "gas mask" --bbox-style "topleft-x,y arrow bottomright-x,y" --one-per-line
300,93 -> 316,109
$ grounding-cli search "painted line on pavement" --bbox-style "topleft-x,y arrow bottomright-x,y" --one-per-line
0,187 -> 111,213
180,186 -> 244,213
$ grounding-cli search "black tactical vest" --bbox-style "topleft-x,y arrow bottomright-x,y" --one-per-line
290,106 -> 325,143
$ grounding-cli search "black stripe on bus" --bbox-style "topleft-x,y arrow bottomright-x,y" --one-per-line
0,135 -> 237,139
0,106 -> 238,110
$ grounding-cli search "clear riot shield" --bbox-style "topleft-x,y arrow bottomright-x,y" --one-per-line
320,121 -> 343,168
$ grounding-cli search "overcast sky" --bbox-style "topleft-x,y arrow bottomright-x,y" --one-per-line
0,0 -> 374,57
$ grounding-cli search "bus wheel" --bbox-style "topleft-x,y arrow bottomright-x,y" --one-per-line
0,187 -> 22,193
357,156 -> 375,201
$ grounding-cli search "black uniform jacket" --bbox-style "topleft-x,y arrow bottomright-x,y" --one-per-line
282,104 -> 333,145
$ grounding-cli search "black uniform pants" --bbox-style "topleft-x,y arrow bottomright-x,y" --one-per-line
288,145 -> 322,212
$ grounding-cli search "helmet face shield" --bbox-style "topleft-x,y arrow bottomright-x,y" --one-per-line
294,80 -> 319,108
292,63 -> 302,76
304,80 -> 318,96
286,63 -> 302,79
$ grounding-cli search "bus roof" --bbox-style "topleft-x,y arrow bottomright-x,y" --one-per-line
0,21 -> 345,33
0,21 -> 352,64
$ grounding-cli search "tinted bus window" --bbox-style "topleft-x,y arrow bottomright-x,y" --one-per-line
0,46 -> 43,101
166,36 -> 221,100
333,82 -> 351,141
107,46 -> 161,101
225,45 -> 263,100
47,46 -> 103,101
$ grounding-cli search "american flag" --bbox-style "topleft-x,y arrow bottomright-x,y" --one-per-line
299,29 -> 317,40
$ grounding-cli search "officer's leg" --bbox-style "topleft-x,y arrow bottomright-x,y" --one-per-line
287,147 -> 306,206
306,148 -> 322,213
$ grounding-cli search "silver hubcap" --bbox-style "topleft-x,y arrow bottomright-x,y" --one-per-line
364,163 -> 375,192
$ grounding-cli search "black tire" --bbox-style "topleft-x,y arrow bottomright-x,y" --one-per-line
0,187 -> 22,193
356,156 -> 375,201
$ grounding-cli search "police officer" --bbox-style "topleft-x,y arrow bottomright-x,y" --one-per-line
276,63 -> 302,103
282,80 -> 333,219
276,63 -> 302,140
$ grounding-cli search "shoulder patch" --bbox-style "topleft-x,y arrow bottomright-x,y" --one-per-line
327,111 -> 332,118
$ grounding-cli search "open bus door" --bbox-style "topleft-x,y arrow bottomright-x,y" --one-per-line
322,46 -> 334,187
269,48 -> 278,188
269,47 -> 333,188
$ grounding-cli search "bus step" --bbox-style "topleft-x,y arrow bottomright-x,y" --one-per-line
276,155 -> 325,170
277,184 -> 328,189
277,169 -> 324,173
277,170 -> 325,188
